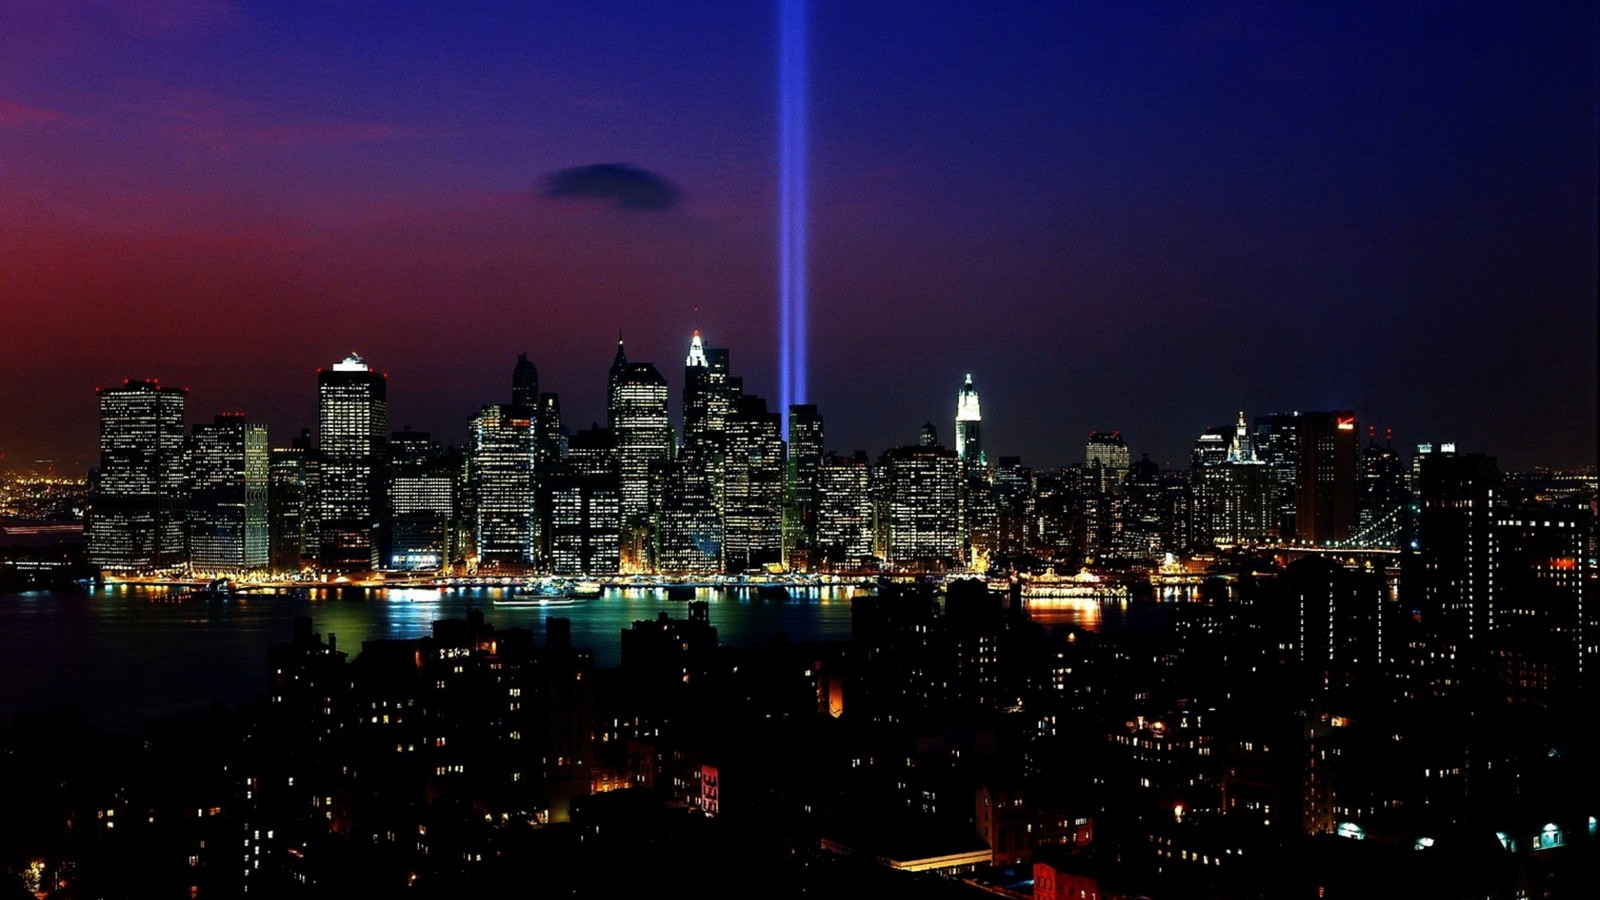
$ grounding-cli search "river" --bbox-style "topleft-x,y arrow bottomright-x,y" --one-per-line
1,581 -> 1168,735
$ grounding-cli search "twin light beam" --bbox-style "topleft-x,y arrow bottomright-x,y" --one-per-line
778,0 -> 808,439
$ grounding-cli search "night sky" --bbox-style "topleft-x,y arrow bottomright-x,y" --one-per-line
2,1 -> 1595,474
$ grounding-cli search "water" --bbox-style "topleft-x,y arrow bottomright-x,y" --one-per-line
0,582 -> 1162,736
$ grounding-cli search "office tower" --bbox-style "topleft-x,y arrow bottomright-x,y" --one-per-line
1159,464 -> 1193,553
723,395 -> 785,573
784,403 -> 824,568
1253,412 -> 1302,539
815,451 -> 873,568
1189,412 -> 1275,547
919,422 -> 939,448
1120,454 -> 1164,558
269,444 -> 310,575
469,404 -> 535,568
512,352 -> 539,409
1492,507 -> 1593,704
992,456 -> 1033,561
954,373 -> 985,468
658,448 -> 723,574
86,379 -> 188,571
1407,444 -> 1499,697
1356,429 -> 1406,548
1084,431 -> 1129,496
548,425 -> 621,575
1293,411 -> 1359,546
187,413 -> 269,574
388,429 -> 456,571
317,354 -> 387,571
878,442 -> 962,570
533,392 -> 564,562
607,338 -> 671,570
682,331 -> 735,451
1084,431 -> 1130,556
662,331 -> 731,575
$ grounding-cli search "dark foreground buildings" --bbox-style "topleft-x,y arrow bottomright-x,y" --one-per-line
2,562 -> 1597,899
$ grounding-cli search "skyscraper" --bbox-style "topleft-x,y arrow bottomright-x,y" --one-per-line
607,338 -> 672,570
512,352 -> 539,409
317,354 -> 387,572
815,450 -> 873,568
1189,413 -> 1276,548
723,395 -> 785,573
187,413 -> 269,574
388,429 -> 456,571
87,379 -> 188,572
878,442 -> 962,570
469,405 -> 535,568
1293,411 -> 1359,546
784,402 -> 824,568
954,373 -> 985,468
548,425 -> 621,575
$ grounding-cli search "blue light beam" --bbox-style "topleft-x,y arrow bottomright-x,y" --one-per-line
779,0 -> 808,437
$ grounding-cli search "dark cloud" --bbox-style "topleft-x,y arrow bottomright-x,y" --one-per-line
540,163 -> 681,211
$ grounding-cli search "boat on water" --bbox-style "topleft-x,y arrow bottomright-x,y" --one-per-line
569,580 -> 604,599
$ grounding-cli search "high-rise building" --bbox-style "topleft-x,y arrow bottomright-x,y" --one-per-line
1189,413 -> 1275,548
1407,444 -> 1499,689
955,374 -> 985,468
607,338 -> 671,570
1253,412 -> 1302,540
187,413 -> 269,574
87,379 -> 188,572
469,404 -> 535,569
548,425 -> 620,575
878,442 -> 962,570
1294,411 -> 1359,546
512,352 -> 539,409
816,451 -> 873,568
388,429 -> 456,571
317,354 -> 387,572
1084,431 -> 1130,557
682,331 -> 735,452
784,403 -> 824,568
723,395 -> 785,573
269,441 -> 312,575
663,331 -> 732,575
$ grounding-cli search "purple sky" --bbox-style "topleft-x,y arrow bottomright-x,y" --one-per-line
2,1 -> 1595,474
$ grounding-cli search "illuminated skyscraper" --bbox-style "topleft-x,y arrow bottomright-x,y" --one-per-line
469,404 -> 535,568
187,413 -> 269,574
784,403 -> 824,568
954,374 -> 985,468
816,451 -> 873,568
548,425 -> 621,575
723,395 -> 784,573
1189,412 -> 1275,547
388,429 -> 456,571
269,441 -> 311,574
87,379 -> 188,571
317,354 -> 387,571
607,337 -> 671,569
878,442 -> 962,570
1084,431 -> 1130,556
662,332 -> 732,574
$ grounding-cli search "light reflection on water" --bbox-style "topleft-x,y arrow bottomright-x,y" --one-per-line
1,582 -> 1169,735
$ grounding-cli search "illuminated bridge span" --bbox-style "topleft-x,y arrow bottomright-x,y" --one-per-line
1324,505 -> 1405,551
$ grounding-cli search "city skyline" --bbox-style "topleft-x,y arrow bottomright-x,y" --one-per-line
2,3 -> 1595,473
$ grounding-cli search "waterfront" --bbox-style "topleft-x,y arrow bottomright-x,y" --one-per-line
0,581 -> 1170,737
